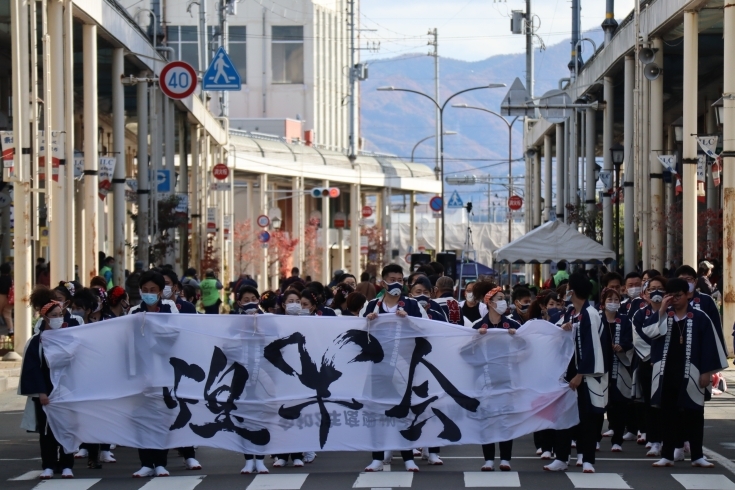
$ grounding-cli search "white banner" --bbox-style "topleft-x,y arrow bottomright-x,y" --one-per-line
697,154 -> 706,184
697,135 -> 719,159
38,131 -> 65,182
40,316 -> 578,454
1,131 -> 14,168
98,157 -> 117,201
657,154 -> 676,173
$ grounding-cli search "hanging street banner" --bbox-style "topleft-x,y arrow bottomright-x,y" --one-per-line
74,153 -> 84,180
697,135 -> 719,159
98,157 -> 117,201
38,316 -> 578,454
697,154 -> 706,184
657,154 -> 676,174
1,131 -> 14,168
38,131 -> 65,182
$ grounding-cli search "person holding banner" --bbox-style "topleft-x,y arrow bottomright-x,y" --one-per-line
231,286 -> 263,315
544,272 -> 607,474
409,275 -> 446,322
19,301 -> 75,480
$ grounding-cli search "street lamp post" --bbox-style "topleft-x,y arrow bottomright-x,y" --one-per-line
452,104 -> 519,244
411,131 -> 458,163
377,83 -> 506,251
611,144 -> 625,266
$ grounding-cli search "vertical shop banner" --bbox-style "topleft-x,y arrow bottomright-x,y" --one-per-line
98,157 -> 117,200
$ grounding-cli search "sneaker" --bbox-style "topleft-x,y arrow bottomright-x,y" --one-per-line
481,460 -> 494,471
74,448 -> 88,459
536,447 -> 543,455
622,432 -> 636,441
499,460 -> 511,471
110,444 -> 117,450
652,458 -> 674,467
382,450 -> 393,464
255,460 -> 269,474
576,455 -> 583,467
293,459 -> 304,468
99,451 -> 116,463
684,441 -> 691,455
637,433 -> 647,445
414,448 -> 422,457
272,458 -> 287,468
154,466 -> 169,477
421,448 -> 429,460
364,460 -> 384,472
303,452 -> 316,463
241,460 -> 255,474
582,462 -> 595,473
61,468 -> 74,479
611,444 -> 623,453
404,460 -> 420,472
185,458 -> 202,470
87,459 -> 102,469
602,429 -> 614,437
544,460 -> 568,472
674,448 -> 685,462
39,468 -> 54,479
427,453 -> 443,465
133,466 -> 155,478
692,457 -> 715,468
596,442 -> 600,451
646,441 -> 652,449
571,440 -> 577,448
540,451 -> 553,460
647,443 -> 662,457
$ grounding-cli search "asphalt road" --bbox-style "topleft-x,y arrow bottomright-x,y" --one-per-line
2,391 -> 735,490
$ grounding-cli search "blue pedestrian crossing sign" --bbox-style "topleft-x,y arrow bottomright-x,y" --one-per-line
447,190 -> 464,208
202,47 -> 241,91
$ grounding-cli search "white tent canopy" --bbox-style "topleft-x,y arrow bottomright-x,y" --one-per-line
493,220 -> 616,264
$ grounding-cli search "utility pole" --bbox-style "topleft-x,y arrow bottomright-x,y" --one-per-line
526,0 -> 533,99
429,28 -> 439,179
347,0 -> 357,161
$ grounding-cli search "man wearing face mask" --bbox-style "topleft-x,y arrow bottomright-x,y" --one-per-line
232,286 -> 262,315
621,272 -> 643,316
408,275 -> 446,323
360,264 -> 427,473
160,269 -> 196,314
433,276 -> 462,324
675,265 -> 724,348
510,287 -> 532,325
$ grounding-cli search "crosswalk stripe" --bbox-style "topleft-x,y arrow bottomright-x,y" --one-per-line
566,473 -> 631,489
353,472 -> 413,488
671,474 -> 735,490
8,470 -> 42,481
246,473 -> 309,490
30,478 -> 101,489
464,471 -> 521,487
138,476 -> 206,490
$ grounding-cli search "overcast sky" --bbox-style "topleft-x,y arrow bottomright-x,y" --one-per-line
360,0 -> 636,62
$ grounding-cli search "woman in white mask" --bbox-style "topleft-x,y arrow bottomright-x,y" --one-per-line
281,289 -> 303,316
232,286 -> 262,315
460,281 -> 488,327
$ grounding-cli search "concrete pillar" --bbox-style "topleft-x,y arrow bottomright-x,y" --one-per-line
706,98 -> 719,255
640,61 -> 651,270
569,113 -> 578,215
586,106 -> 597,222
63,0 -> 75,279
136,77 -> 150,265
555,123 -> 565,220
623,55 -> 636,274
291,176 -> 303,272
564,119 -> 571,222
721,1 -> 735,356
321,179 -> 331,284
409,191 -> 417,250
178,116 -> 188,271
112,48 -> 126,285
666,127 -> 676,268
164,97 -> 176,266
533,150 -> 541,227
602,78 -> 613,249
649,38 -> 665,271
681,11 -> 699,268
82,24 -> 99,283
544,133 -> 553,222
190,124 -> 200,272
258,174 -> 268,286
350,183 -> 361,274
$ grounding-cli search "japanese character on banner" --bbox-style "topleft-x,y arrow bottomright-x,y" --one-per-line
697,154 -> 706,185
696,135 -> 719,159
38,131 -> 65,182
658,155 -> 682,195
713,157 -> 722,187
98,157 -> 117,201
0,131 -> 14,169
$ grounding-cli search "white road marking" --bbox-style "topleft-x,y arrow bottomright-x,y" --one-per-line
353,472 -> 413,488
30,478 -> 101,489
8,470 -> 42,481
566,473 -> 631,489
671,474 -> 735,490
246,473 -> 309,490
464,471 -> 521,487
440,456 -> 661,461
705,446 -> 735,476
138,475 -> 206,490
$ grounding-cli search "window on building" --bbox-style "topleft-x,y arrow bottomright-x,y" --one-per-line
167,26 -> 200,69
228,26 -> 247,83
272,26 -> 304,84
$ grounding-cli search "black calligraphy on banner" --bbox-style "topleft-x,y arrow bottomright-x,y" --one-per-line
164,347 -> 270,445
264,329 -> 384,448
386,337 -> 480,442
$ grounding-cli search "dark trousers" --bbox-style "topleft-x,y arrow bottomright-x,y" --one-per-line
277,453 -> 304,461
553,386 -> 604,465
82,443 -> 111,463
203,300 -> 221,314
36,399 -> 74,471
244,455 -> 265,460
138,449 -> 168,469
178,447 -> 195,459
371,450 -> 414,461
636,361 -> 653,435
607,399 -> 628,446
482,441 -> 513,461
536,429 -> 554,453
660,382 -> 704,461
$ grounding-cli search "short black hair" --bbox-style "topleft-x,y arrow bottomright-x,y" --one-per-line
53,283 -> 74,302
105,256 -> 114,264
139,270 -> 165,291
360,271 -> 370,282
601,272 -> 623,288
237,285 -> 260,301
260,290 -> 278,309
416,264 -> 435,276
291,267 -> 299,276
624,272 -> 641,282
569,271 -> 592,298
185,267 -> 197,277
666,278 -> 690,295
644,269 -> 661,279
557,261 -> 567,271
675,265 -> 697,278
72,288 -> 98,312
511,287 -> 532,302
181,284 -> 197,302
159,268 -> 179,286
0,263 -> 9,274
381,264 -> 403,278
428,261 -> 445,275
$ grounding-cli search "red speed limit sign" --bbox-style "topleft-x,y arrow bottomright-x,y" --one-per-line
212,163 -> 229,180
159,61 -> 198,100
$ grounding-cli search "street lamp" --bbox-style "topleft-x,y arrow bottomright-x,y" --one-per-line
712,97 -> 725,127
610,143 -> 624,266
377,83 -> 506,252
411,131 -> 458,164
672,116 -> 684,143
451,103 -> 519,245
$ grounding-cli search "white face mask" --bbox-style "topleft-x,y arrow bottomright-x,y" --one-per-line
48,317 -> 64,330
162,285 -> 174,299
564,291 -> 573,302
627,286 -> 642,299
299,308 -> 312,316
466,293 -> 474,303
605,302 -> 620,312
493,300 -> 508,315
285,303 -> 301,315
688,281 -> 696,293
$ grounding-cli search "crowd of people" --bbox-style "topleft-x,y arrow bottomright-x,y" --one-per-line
12,257 -> 730,480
